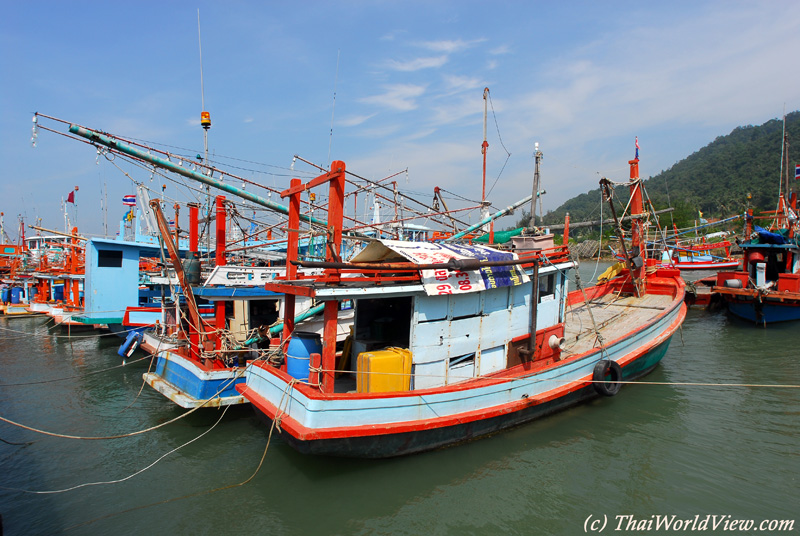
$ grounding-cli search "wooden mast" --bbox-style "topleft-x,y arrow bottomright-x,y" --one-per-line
276,161 -> 347,394
481,88 -> 493,244
149,199 -> 207,361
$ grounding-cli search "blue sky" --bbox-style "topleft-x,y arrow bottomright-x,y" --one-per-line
2,1 -> 799,240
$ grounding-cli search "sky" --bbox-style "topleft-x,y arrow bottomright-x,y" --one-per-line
1,0 -> 799,241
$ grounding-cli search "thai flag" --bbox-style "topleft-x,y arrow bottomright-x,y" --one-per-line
635,137 -> 640,160
795,164 -> 799,180
122,194 -> 136,206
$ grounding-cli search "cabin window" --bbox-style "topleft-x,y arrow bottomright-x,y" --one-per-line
538,273 -> 555,302
97,249 -> 123,268
448,353 -> 476,384
249,299 -> 280,329
354,296 -> 412,348
3,247 -> 14,254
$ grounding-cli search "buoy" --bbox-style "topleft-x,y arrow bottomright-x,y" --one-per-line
118,331 -> 141,360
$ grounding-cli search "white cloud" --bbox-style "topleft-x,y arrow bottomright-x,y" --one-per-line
442,75 -> 483,93
416,39 -> 486,54
360,84 -> 427,111
385,56 -> 448,72
338,114 -> 377,127
489,45 -> 510,55
380,29 -> 405,41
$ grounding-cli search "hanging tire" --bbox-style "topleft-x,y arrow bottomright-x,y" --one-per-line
592,360 -> 622,396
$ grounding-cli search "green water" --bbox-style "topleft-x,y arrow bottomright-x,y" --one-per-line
1,265 -> 798,535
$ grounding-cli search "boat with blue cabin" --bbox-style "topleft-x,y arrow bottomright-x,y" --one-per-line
712,128 -> 800,324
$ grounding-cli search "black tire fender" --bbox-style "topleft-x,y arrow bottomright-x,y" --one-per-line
592,360 -> 622,396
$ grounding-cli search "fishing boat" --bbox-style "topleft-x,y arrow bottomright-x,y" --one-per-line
133,197 -> 255,407
138,196 -> 357,408
237,156 -> 687,458
659,220 -> 741,270
713,222 -> 799,323
712,128 -> 800,324
712,220 -> 800,323
665,235 -> 740,270
613,225 -> 741,272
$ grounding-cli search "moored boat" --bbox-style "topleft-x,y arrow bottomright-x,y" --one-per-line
712,127 -> 799,324
237,155 -> 687,458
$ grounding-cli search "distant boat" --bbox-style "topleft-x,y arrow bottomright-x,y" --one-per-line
662,226 -> 741,270
614,224 -> 742,271
712,125 -> 800,324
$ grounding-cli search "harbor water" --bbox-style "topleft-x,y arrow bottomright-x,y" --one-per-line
1,263 -> 798,535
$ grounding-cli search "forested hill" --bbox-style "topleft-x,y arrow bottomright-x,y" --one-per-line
540,111 -> 800,229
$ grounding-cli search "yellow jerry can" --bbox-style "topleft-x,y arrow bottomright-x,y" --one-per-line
356,347 -> 412,394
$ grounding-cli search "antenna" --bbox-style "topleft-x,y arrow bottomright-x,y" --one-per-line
328,49 -> 341,167
198,9 -> 206,116
481,88 -> 493,243
197,9 -> 212,256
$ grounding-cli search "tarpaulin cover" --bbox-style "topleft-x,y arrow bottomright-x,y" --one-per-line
472,227 -> 525,244
350,239 -> 529,296
754,226 -> 788,245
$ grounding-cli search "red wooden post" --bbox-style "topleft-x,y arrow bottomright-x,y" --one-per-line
309,352 -> 321,387
70,227 -> 80,307
628,158 -> 645,295
321,161 -> 346,393
189,203 -> 199,252
282,179 -> 302,345
188,203 -> 200,355
215,196 -> 226,267
214,196 -> 227,351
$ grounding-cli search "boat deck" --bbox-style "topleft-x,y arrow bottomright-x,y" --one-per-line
564,292 -> 674,355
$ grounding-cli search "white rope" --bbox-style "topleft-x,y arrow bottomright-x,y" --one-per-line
0,404 -> 232,495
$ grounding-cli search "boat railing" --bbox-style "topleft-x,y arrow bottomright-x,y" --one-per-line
515,244 -> 571,265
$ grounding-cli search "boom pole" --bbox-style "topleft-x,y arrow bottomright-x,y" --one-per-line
149,199 -> 206,360
444,194 -> 533,242
67,125 -> 329,228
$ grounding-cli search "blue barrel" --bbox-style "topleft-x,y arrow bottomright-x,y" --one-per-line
0,288 -> 8,303
286,331 -> 322,381
10,287 -> 22,304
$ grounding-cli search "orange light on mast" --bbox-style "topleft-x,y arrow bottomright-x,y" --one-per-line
201,111 -> 211,129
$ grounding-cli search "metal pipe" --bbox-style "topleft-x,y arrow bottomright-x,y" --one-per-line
27,225 -> 86,241
444,194 -> 533,243
68,125 -> 328,228
546,207 -> 676,231
291,257 -> 528,271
